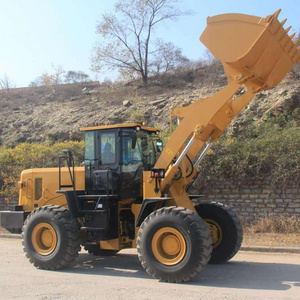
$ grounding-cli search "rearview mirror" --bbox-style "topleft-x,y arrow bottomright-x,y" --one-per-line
156,139 -> 163,153
132,132 -> 137,149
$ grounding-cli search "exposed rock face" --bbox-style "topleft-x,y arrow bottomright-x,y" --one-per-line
0,75 -> 298,146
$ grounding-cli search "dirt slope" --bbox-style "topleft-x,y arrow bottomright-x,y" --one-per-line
0,70 -> 299,146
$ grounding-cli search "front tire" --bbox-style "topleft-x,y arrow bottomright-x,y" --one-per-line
137,206 -> 212,283
195,201 -> 243,264
22,205 -> 81,270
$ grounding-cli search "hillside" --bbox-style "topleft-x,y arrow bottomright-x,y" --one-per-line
0,66 -> 299,147
0,66 -> 299,200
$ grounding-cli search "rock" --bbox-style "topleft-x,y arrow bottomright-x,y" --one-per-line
108,113 -> 122,123
182,100 -> 192,107
150,99 -> 166,106
70,97 -> 80,101
123,100 -> 132,107
279,89 -> 288,96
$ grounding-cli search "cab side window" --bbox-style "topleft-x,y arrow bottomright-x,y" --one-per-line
85,131 -> 96,165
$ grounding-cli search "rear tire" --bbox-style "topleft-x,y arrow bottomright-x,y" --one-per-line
194,201 -> 243,264
137,206 -> 212,283
22,205 -> 81,270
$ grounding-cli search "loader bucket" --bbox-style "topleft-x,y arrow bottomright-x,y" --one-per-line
200,10 -> 300,91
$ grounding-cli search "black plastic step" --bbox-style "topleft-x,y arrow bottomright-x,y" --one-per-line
84,242 -> 99,246
79,209 -> 107,214
81,226 -> 107,231
78,194 -> 118,199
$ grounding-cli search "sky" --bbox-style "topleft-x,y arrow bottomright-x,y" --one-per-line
0,0 -> 299,87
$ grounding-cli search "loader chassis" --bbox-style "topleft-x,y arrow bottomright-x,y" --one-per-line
1,10 -> 299,283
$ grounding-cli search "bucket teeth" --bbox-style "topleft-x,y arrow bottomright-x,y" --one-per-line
281,18 -> 287,26
289,33 -> 296,39
294,39 -> 299,45
285,26 -> 292,33
273,9 -> 281,18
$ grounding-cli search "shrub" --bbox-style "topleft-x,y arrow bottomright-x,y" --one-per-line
195,120 -> 300,191
0,141 -> 84,198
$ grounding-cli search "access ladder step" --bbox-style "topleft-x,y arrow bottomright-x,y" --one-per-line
81,226 -> 107,231
78,209 -> 107,214
77,195 -> 118,199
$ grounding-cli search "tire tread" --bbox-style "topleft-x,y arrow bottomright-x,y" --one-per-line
137,206 -> 212,283
195,201 -> 243,264
22,205 -> 81,270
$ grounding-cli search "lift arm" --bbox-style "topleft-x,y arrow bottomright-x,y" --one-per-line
143,10 -> 300,209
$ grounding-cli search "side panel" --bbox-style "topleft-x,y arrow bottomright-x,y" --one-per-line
19,167 -> 85,211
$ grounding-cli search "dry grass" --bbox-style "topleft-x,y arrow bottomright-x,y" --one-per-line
0,226 -> 9,234
243,232 -> 300,247
243,215 -> 300,234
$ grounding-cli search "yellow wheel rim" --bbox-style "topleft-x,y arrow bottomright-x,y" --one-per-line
151,227 -> 186,265
205,218 -> 223,248
31,223 -> 57,255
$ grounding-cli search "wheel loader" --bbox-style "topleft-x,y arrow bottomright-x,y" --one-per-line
1,10 -> 299,282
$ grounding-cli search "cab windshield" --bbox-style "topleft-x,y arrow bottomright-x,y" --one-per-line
121,129 -> 157,171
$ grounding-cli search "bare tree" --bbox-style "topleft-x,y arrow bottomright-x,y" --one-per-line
29,80 -> 39,88
29,77 -> 42,87
51,64 -> 65,86
151,40 -> 189,74
91,0 -> 191,85
64,71 -> 90,83
0,74 -> 16,91
29,73 -> 53,87
40,73 -> 53,86
203,49 -> 219,66
29,65 -> 66,88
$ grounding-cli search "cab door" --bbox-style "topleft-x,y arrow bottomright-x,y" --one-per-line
84,130 -> 119,193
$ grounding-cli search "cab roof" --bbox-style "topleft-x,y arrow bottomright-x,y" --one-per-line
80,123 -> 159,132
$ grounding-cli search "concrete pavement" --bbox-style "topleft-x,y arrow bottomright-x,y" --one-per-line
1,238 -> 300,299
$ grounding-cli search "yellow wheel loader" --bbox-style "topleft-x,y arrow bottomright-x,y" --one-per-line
1,10 -> 299,282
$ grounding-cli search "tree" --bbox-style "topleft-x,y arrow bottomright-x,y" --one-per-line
0,74 -> 15,91
151,40 -> 189,74
40,73 -> 53,86
51,64 -> 65,86
91,0 -> 191,85
28,65 -> 65,88
64,71 -> 90,83
29,79 -> 41,88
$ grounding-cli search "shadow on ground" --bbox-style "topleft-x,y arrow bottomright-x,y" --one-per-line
59,251 -> 300,291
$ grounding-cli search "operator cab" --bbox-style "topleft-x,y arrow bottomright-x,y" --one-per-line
80,123 -> 161,200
